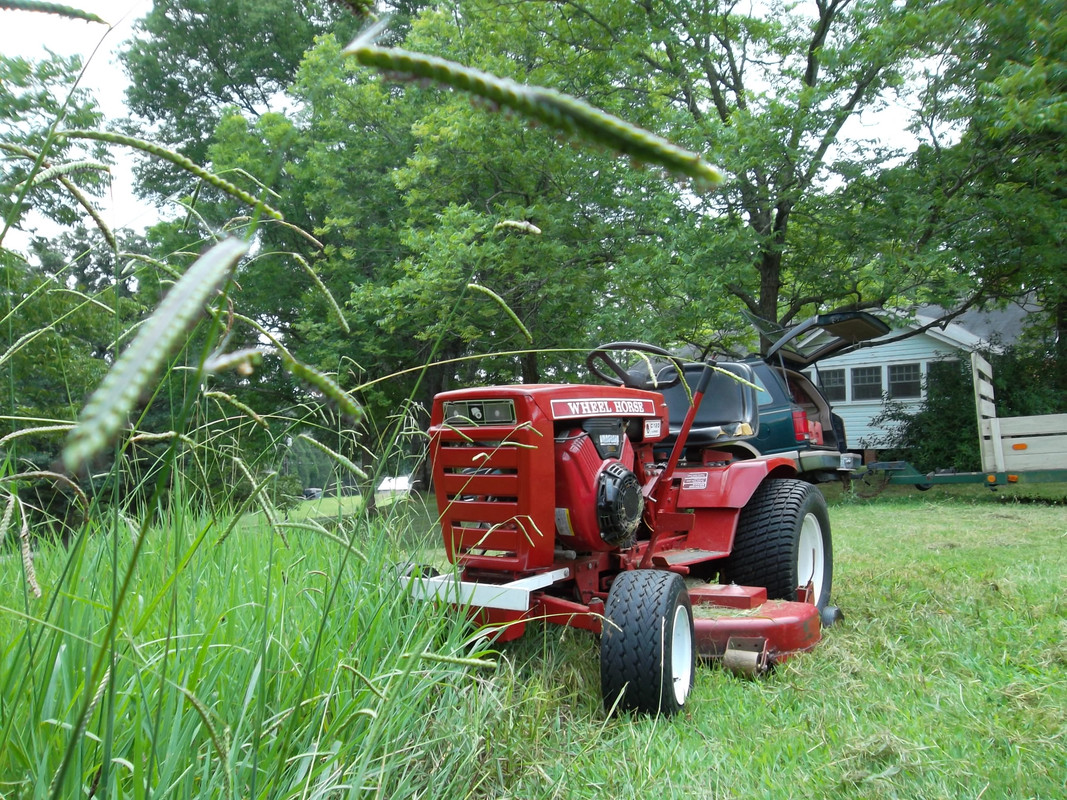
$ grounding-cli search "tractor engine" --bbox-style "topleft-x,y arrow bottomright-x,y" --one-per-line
554,419 -> 644,551
429,384 -> 670,574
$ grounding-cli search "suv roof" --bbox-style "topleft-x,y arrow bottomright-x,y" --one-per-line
745,310 -> 891,368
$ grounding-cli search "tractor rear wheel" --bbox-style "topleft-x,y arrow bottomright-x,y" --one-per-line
720,478 -> 833,609
600,570 -> 694,715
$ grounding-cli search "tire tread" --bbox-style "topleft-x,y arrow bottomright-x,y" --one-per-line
720,478 -> 831,603
600,570 -> 691,714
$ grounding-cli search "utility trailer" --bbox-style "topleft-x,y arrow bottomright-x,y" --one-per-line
856,352 -> 1067,491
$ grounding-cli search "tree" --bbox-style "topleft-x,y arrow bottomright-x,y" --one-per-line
943,0 -> 1065,384
332,2 -> 736,398
831,0 -> 1065,378
478,0 -> 951,327
1,50 -> 116,474
0,52 -> 110,237
120,0 -> 430,201
115,0 -> 1065,422
121,0 -> 336,198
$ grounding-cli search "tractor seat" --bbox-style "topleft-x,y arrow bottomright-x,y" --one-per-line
650,362 -> 759,450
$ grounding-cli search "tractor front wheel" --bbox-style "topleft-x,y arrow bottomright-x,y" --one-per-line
600,569 -> 694,715
721,478 -> 833,610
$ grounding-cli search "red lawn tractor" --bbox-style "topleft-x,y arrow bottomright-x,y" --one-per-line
402,343 -> 837,715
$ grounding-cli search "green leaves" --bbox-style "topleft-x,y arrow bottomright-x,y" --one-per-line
63,237 -> 249,472
344,23 -> 725,190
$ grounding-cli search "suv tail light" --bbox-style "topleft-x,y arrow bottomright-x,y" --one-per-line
792,409 -> 812,443
791,409 -> 826,445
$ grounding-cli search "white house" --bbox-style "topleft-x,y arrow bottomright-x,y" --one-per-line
806,301 -> 1039,447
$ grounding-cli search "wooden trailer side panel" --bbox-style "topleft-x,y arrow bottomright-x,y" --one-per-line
972,353 -> 1067,473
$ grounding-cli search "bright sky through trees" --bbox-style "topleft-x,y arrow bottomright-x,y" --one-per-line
1,1 -> 154,238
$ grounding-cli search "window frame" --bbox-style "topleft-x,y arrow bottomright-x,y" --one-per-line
850,366 -> 884,402
887,362 -> 923,400
816,367 -> 847,402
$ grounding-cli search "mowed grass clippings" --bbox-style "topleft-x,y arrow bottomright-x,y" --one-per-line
1,495 -> 1064,798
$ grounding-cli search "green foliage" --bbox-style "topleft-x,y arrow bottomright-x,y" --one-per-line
120,0 -> 353,195
63,237 -> 248,472
345,21 -> 725,188
0,508 -> 508,798
866,358 -> 982,472
0,52 -> 108,234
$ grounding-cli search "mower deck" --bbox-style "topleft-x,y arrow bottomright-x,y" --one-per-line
687,584 -> 822,675
403,570 -> 822,676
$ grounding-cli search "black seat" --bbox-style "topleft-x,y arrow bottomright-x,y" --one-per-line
653,363 -> 759,449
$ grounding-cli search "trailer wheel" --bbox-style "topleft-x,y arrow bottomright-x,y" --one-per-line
721,478 -> 833,610
600,570 -> 694,716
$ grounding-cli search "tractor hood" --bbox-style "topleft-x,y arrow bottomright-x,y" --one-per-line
747,310 -> 891,368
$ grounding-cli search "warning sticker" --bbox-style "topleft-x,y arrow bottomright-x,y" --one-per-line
681,472 -> 709,491
555,508 -> 575,538
644,419 -> 662,438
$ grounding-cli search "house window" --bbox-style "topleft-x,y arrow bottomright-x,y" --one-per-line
818,368 -> 846,402
888,363 -> 922,399
851,366 -> 883,401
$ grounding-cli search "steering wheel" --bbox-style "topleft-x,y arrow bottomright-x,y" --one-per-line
586,342 -> 683,389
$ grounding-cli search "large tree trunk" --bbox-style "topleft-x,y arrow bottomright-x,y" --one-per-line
521,350 -> 540,384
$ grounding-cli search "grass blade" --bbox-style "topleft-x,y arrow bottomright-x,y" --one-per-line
63,237 -> 249,472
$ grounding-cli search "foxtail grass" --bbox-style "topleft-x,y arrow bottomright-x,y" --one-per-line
344,20 -> 725,190
63,237 -> 249,473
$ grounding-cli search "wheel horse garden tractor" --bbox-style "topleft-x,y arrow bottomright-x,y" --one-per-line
402,343 -> 837,715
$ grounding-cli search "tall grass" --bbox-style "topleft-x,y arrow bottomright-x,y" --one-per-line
3,492 -> 1064,798
0,506 -> 508,798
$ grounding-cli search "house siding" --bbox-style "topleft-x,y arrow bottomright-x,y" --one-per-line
806,331 -> 964,448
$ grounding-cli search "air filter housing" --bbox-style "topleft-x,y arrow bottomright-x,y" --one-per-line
555,425 -> 643,551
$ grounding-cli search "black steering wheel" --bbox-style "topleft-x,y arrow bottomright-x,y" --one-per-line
586,342 -> 683,389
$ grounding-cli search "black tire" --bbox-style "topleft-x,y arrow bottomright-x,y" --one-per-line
720,478 -> 833,610
600,570 -> 694,716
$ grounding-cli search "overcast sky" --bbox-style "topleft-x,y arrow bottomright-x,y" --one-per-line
2,1 -> 156,240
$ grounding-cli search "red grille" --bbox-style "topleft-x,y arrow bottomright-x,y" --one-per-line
431,402 -> 555,573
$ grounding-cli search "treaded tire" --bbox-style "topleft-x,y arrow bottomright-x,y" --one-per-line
600,570 -> 694,716
720,478 -> 833,609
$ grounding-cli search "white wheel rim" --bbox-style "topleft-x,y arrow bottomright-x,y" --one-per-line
670,604 -> 693,706
797,512 -> 825,604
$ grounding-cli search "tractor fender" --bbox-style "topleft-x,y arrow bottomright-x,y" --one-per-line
676,456 -> 797,510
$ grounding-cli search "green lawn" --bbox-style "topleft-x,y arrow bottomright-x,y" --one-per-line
1,488 -> 1064,798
